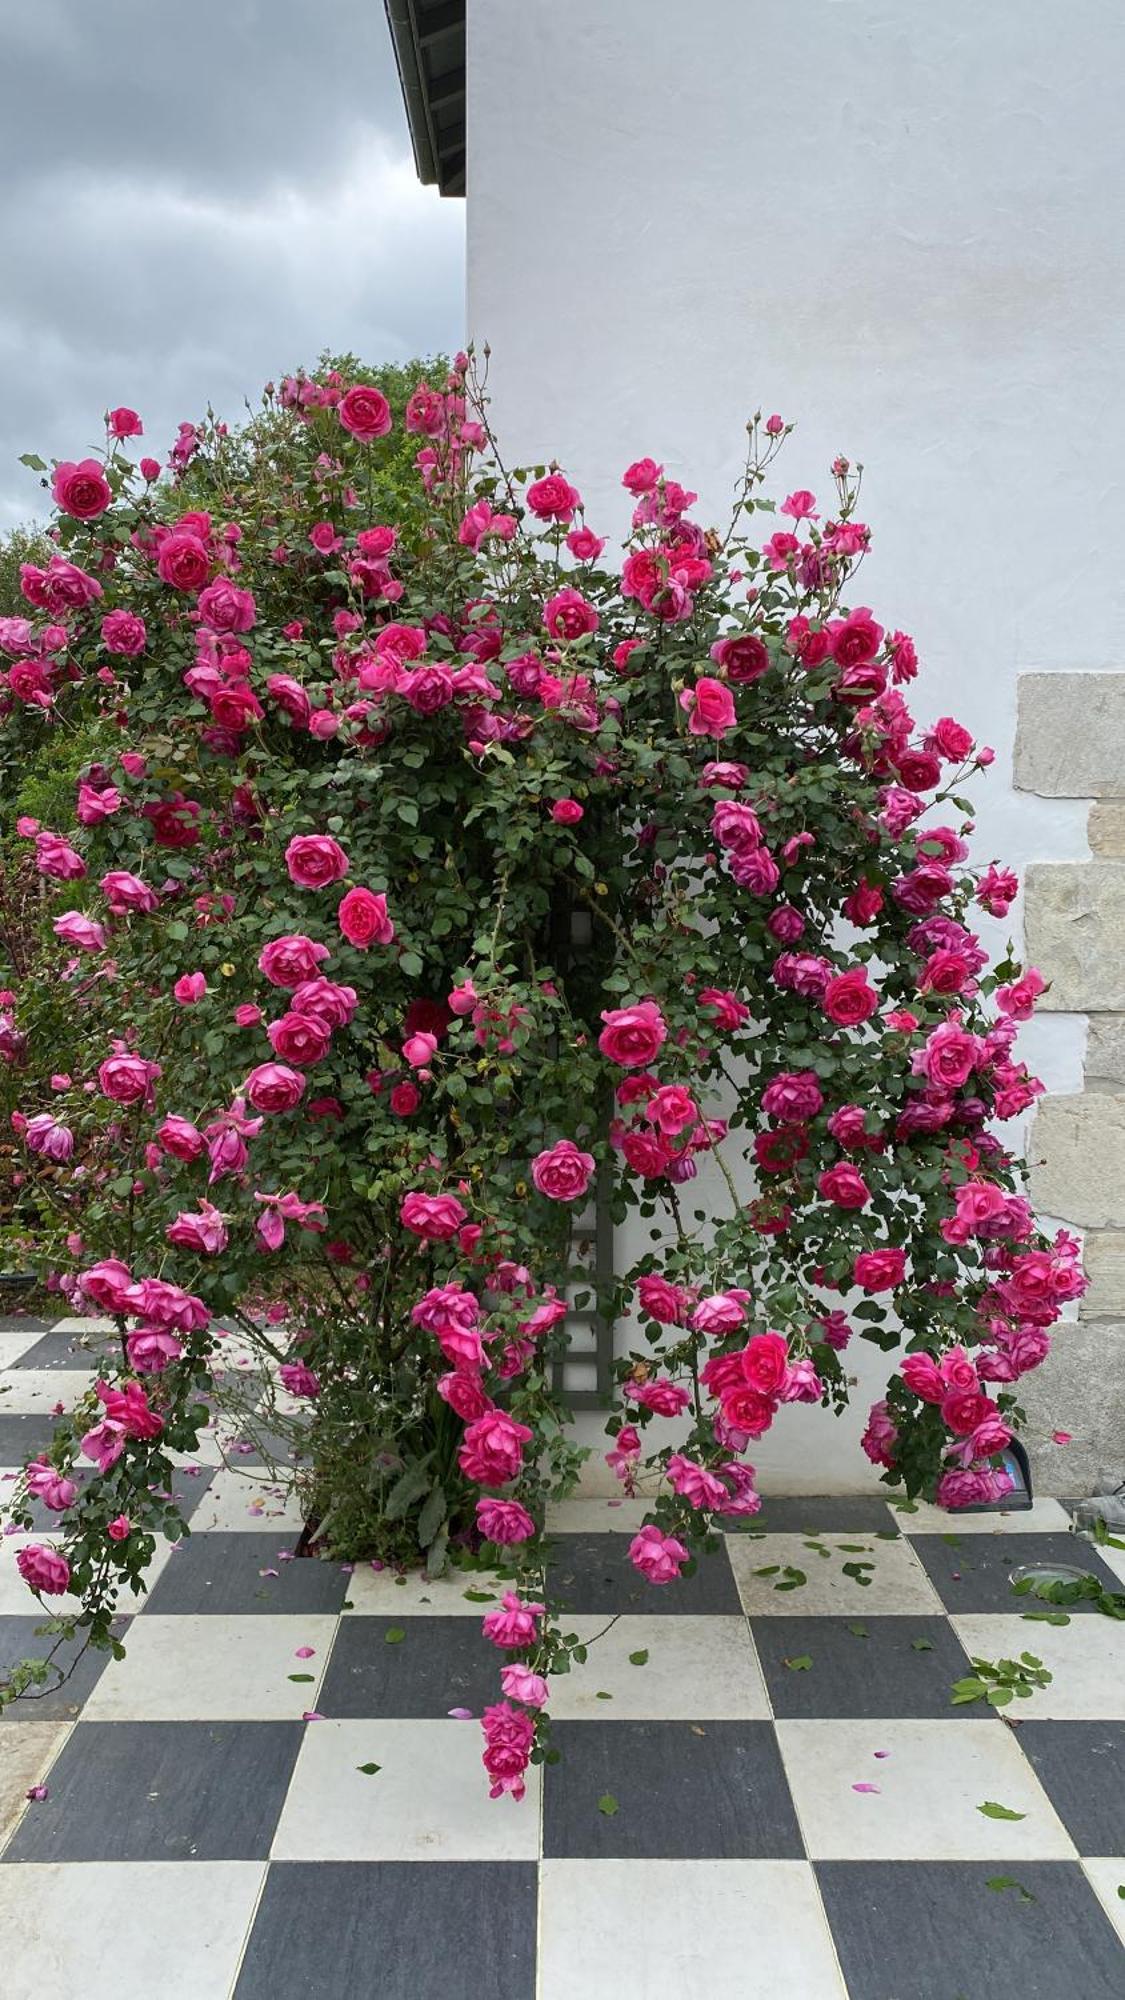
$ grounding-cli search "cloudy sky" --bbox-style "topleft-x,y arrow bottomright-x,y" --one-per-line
0,0 -> 466,529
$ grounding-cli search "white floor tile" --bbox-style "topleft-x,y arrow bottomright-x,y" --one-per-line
0,1861 -> 264,2000
80,1613 -> 338,1720
726,1532 -> 942,1616
950,1614 -> 1125,1719
776,1717 -> 1077,1859
1085,1537 -> 1125,1589
1081,1859 -> 1125,1947
0,1722 -> 70,1846
0,1371 -> 98,1414
896,1497 -> 1074,1535
270,1717 -> 540,1860
0,1534 -> 173,1615
547,1615 -> 770,1720
546,1497 -> 653,1533
43,1317 -> 115,1336
191,1468 -> 306,1533
340,1564 -> 509,1616
539,1860 -> 846,1999
0,1335 -> 46,1369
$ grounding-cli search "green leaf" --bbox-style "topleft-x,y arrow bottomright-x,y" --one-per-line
628,1649 -> 649,1666
399,950 -> 424,979
1021,1610 -> 1070,1626
842,1561 -> 874,1586
383,1456 -> 434,1522
595,1691 -> 613,1700
463,1588 -> 495,1603
288,1673 -> 315,1683
356,1762 -> 382,1776
910,1637 -> 934,1652
986,1876 -> 1035,1902
384,1627 -> 406,1645
597,1793 -> 619,1817
18,452 -> 47,472
754,1565 -> 781,1577
847,1623 -> 869,1639
977,1800 -> 1027,1821
987,1686 -> 1014,1707
785,1654 -> 813,1672
951,1678 -> 987,1704
417,1481 -> 446,1549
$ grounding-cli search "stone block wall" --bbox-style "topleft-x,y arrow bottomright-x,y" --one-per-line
1016,674 -> 1125,1494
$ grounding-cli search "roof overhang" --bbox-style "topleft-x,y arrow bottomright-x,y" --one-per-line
384,0 -> 466,196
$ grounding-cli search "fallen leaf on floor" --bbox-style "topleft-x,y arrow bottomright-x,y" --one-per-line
910,1637 -> 934,1652
784,1654 -> 813,1671
986,1876 -> 1035,1902
597,1792 -> 619,1816
628,1649 -> 649,1666
356,1762 -> 381,1776
384,1627 -> 406,1644
977,1800 -> 1026,1821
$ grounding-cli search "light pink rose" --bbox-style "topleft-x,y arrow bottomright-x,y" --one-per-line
285,835 -> 350,889
531,1138 -> 595,1201
628,1523 -> 688,1585
680,676 -> 736,738
16,1544 -> 71,1595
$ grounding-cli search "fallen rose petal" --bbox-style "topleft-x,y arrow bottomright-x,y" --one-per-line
448,1707 -> 474,1719
259,1568 -> 280,1578
852,1782 -> 881,1793
301,1710 -> 325,1722
1051,1430 -> 1073,1445
25,1785 -> 48,1802
873,1750 -> 891,1759
294,1646 -> 315,1658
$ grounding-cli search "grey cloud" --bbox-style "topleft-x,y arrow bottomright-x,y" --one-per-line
0,0 -> 465,529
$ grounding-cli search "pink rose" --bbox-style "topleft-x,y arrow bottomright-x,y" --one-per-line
156,531 -> 211,591
126,1328 -> 184,1373
459,1409 -> 534,1485
338,886 -> 394,947
338,385 -> 393,440
107,1515 -> 132,1542
550,798 -> 584,824
598,1001 -> 668,1068
626,1378 -> 691,1416
476,1498 -> 536,1545
98,1052 -> 160,1106
16,1544 -> 71,1596
853,1248 -> 907,1292
628,1523 -> 688,1585
900,1353 -> 946,1403
279,1361 -> 321,1399
198,579 -> 256,632
78,1257 -> 134,1311
481,1700 -> 536,1800
173,973 -> 207,1005
482,1591 -> 544,1647
157,1115 -> 206,1161
52,458 -> 111,520
861,1399 -> 899,1469
690,1292 -> 747,1335
566,526 -> 605,560
622,457 -> 662,494
139,457 -> 161,481
166,1203 -> 228,1254
761,1070 -> 823,1122
817,1164 -> 871,1209
52,910 -> 106,952
500,1664 -> 549,1708
527,473 -> 581,522
267,1013 -> 332,1067
258,934 -> 331,988
680,676 -> 736,738
543,586 -> 599,641
823,967 -> 879,1026
107,407 -> 143,438
100,870 -> 159,915
25,1463 -> 78,1512
739,1332 -> 789,1396
400,1190 -> 468,1240
928,716 -> 974,762
245,1063 -> 306,1113
285,835 -> 350,889
710,634 -> 770,683
100,610 -> 147,656
81,1419 -> 127,1472
646,1084 -> 698,1135
531,1138 -> 596,1201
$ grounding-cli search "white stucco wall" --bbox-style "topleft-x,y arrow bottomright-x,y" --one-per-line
466,0 -> 1125,1488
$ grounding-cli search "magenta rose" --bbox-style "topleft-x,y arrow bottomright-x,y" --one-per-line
761,1070 -> 823,1122
98,1053 -> 159,1105
285,834 -> 350,889
531,1139 -> 596,1202
155,531 -> 211,590
550,798 -> 584,825
526,473 -> 581,522
52,458 -> 111,520
458,1409 -> 534,1485
482,1591 -> 544,1647
853,1248 -> 907,1292
719,1385 -> 778,1437
52,907 -> 105,951
710,633 -> 770,683
245,1062 -> 306,1113
338,886 -> 394,947
258,934 -> 331,988
543,587 -> 599,641
107,406 -> 143,438
817,1163 -> 871,1209
680,675 -> 736,738
628,1524 -> 688,1585
126,1328 -> 184,1374
899,1352 -> 945,1402
598,1000 -> 668,1067
338,384 -> 392,440
266,1013 -> 332,1067
156,1115 -> 206,1162
476,1499 -> 536,1545
101,610 -> 147,656
198,579 -> 257,632
16,1544 -> 71,1596
481,1701 -> 536,1800
739,1332 -> 789,1397
823,967 -> 879,1026
400,1190 -> 468,1240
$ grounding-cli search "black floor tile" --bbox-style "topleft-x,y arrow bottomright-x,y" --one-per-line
909,1532 -> 1121,1612
3,1720 -> 304,1862
751,1616 -> 988,1720
731,1497 -> 900,1536
318,1617 -> 498,1719
0,1616 -> 131,1721
142,1532 -> 348,1615
546,1533 -> 742,1615
817,1860 -> 1125,2000
543,1720 -> 803,1858
234,1862 -> 538,2000
1016,1723 -> 1125,1855
0,1315 -> 52,1337
9,1330 -> 108,1370
0,1415 -> 64,1463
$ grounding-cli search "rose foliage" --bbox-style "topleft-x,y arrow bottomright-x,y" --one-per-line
0,357 -> 1082,1799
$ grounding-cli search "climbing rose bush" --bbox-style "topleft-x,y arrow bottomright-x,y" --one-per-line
0,357 -> 1083,1799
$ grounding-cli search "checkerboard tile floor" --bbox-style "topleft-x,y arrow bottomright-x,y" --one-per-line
1,1312 -> 1124,1997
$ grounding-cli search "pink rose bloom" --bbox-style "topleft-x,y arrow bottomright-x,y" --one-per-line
140,456 -> 160,481
666,1454 -> 728,1510
98,1053 -> 160,1106
338,385 -> 393,440
156,531 -> 211,591
157,1115 -> 206,1161
598,1001 -> 668,1068
100,870 -> 159,915
636,1275 -> 696,1325
817,1164 -> 871,1209
912,1017 -> 981,1090
436,1371 -> 493,1422
996,970 -> 1046,1021
279,1361 -> 321,1399
101,609 -> 147,656
680,676 -> 736,738
550,799 -> 584,825
527,473 -> 581,522
166,1202 -> 229,1254
645,1084 -> 697,1136
761,1070 -> 823,1122
566,526 -> 605,560
482,1591 -> 545,1648
52,458 -> 111,520
126,1328 -> 184,1374
285,835 -> 350,889
500,1664 -> 549,1709
690,1293 -> 747,1335
459,1410 -> 534,1486
779,1357 -> 823,1403
245,1063 -> 306,1113
622,457 -> 662,494
476,1498 -> 536,1544
403,1031 -> 439,1069
449,980 -> 477,1016
823,967 -> 879,1027
338,886 -> 394,947
24,1115 -> 73,1162
400,1191 -> 468,1240
25,1463 -> 78,1512
107,406 -> 143,438
52,911 -> 106,952
198,579 -> 256,632
77,1257 -> 133,1311
173,972 -> 207,1005
861,1400 -> 900,1469
854,1248 -> 907,1293
711,634 -> 770,683
740,1332 -> 790,1397
34,833 -> 86,880
16,1544 -> 71,1596
531,1139 -> 596,1202
937,1466 -> 1013,1510
258,935 -> 331,988
628,1523 -> 688,1585
107,1515 -> 132,1542
900,1352 -> 945,1402
267,1013 -> 332,1066
80,1419 -> 127,1472
481,1700 -> 536,1800
627,1378 -> 691,1417
543,586 -> 599,641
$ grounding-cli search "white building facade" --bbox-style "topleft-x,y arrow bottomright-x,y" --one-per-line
388,0 -> 1125,1492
